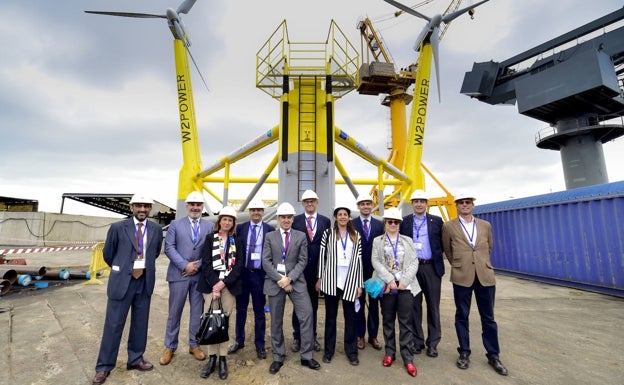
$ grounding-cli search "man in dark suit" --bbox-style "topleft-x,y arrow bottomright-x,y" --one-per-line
92,194 -> 163,385
291,189 -> 331,352
442,193 -> 508,376
159,191 -> 214,365
228,199 -> 275,359
262,202 -> 321,374
351,193 -> 385,350
399,189 -> 444,358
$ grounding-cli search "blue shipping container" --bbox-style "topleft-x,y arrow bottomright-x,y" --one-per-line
473,181 -> 624,297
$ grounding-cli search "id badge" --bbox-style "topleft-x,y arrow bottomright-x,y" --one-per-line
338,256 -> 349,267
251,252 -> 261,261
414,242 -> 423,250
277,263 -> 286,274
394,271 -> 402,281
133,259 -> 146,269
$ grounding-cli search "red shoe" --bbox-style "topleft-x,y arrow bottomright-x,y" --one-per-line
405,362 -> 418,377
382,355 -> 395,367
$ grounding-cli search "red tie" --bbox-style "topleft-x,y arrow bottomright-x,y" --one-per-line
284,231 -> 290,254
306,216 -> 314,240
132,223 -> 144,279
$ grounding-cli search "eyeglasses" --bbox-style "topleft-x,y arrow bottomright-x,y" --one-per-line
302,200 -> 317,205
385,219 -> 400,225
456,200 -> 473,205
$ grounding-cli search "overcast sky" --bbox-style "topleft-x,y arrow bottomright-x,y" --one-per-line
2,0 -> 623,216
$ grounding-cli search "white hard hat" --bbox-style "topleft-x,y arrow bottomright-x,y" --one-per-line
301,190 -> 319,201
333,202 -> 352,217
383,207 -> 403,221
409,189 -> 428,201
454,192 -> 476,202
185,191 -> 204,203
248,199 -> 265,210
356,194 -> 373,204
129,194 -> 153,205
219,206 -> 237,218
276,202 -> 296,216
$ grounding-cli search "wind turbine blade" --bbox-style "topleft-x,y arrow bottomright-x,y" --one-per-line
412,25 -> 431,52
84,10 -> 166,19
384,0 -> 431,22
187,46 -> 210,92
177,0 -> 197,15
430,27 -> 441,102
442,0 -> 490,23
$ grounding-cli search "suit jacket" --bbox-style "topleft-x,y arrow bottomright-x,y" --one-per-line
352,216 -> 385,280
103,218 -> 163,300
164,217 -> 214,282
371,233 -> 420,296
442,217 -> 496,287
293,213 -> 332,283
399,213 -> 445,277
196,232 -> 245,296
262,228 -> 308,296
235,220 -> 275,271
317,228 -> 363,302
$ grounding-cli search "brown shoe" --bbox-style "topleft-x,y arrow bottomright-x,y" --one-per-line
92,370 -> 109,385
189,346 -> 206,361
368,337 -> 382,350
357,337 -> 365,350
159,348 -> 174,365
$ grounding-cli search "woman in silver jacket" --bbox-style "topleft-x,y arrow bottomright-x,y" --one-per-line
316,203 -> 363,366
371,207 -> 420,377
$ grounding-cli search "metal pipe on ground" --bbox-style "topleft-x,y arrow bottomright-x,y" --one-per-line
0,279 -> 11,295
1,269 -> 18,284
43,268 -> 71,280
0,265 -> 46,276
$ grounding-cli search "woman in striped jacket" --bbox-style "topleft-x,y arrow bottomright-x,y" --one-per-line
316,203 -> 363,366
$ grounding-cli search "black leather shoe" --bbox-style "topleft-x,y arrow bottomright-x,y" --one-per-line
488,358 -> 509,376
200,355 -> 217,378
301,358 -> 321,370
269,361 -> 283,374
413,345 -> 424,354
322,353 -> 332,363
228,342 -> 244,354
291,339 -> 301,352
314,339 -> 322,352
92,370 -> 109,385
218,356 -> 228,380
426,346 -> 438,357
456,353 -> 470,369
127,358 -> 153,371
256,347 -> 267,359
349,357 -> 360,366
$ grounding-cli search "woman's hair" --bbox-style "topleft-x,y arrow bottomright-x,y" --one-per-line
214,215 -> 236,236
333,208 -> 357,242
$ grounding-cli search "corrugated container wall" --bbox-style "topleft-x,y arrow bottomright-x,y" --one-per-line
473,181 -> 624,297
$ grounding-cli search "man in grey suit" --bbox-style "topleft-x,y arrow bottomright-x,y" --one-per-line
262,202 -> 321,374
93,194 -> 163,385
159,191 -> 214,365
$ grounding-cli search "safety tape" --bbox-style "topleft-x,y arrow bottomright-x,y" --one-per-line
0,245 -> 94,255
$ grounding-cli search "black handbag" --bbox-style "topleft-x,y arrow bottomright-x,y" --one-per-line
196,298 -> 230,345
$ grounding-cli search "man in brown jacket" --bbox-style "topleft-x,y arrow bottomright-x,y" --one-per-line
442,193 -> 508,376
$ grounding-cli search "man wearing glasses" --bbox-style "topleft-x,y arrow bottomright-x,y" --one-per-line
291,190 -> 331,353
442,193 -> 508,376
399,189 -> 444,358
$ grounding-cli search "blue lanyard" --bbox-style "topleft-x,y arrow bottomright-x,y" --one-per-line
306,216 -> 317,233
135,223 -> 145,256
386,233 -> 399,267
191,220 -> 200,244
340,230 -> 348,257
459,219 -> 476,246
413,216 -> 426,239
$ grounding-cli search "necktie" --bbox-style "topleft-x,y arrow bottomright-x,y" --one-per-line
306,216 -> 314,240
133,223 -> 144,279
284,231 -> 290,255
363,219 -> 370,240
192,220 -> 199,244
247,224 -> 258,269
